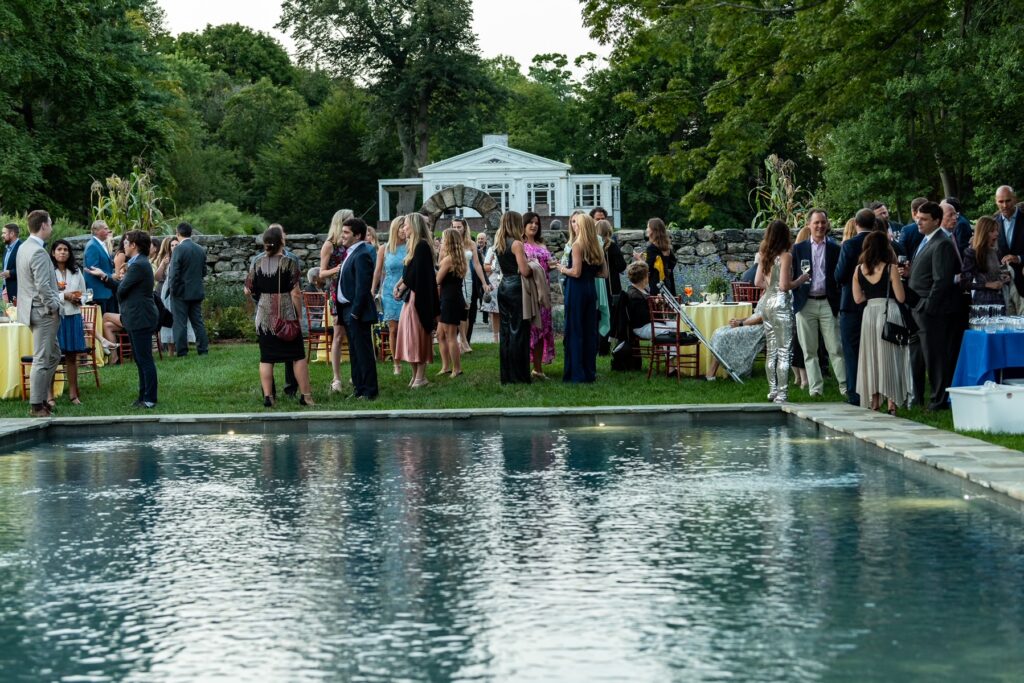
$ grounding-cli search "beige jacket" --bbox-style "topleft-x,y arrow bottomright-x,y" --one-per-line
522,260 -> 552,329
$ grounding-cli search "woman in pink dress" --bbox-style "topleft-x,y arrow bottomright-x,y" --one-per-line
522,211 -> 556,379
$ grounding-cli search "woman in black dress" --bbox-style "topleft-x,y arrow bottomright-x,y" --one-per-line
436,228 -> 468,377
245,225 -> 313,407
495,211 -> 533,384
645,217 -> 677,296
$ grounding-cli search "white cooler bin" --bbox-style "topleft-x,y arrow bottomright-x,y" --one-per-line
948,383 -> 1024,433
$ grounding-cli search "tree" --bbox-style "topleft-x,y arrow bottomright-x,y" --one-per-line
279,0 -> 490,213
254,86 -> 400,231
175,23 -> 295,86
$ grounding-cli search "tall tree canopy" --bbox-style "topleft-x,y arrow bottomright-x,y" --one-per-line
279,0 -> 495,211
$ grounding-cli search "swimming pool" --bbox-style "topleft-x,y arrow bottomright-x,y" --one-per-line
0,420 -> 1022,681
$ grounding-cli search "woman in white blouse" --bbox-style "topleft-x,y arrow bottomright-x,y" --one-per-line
50,239 -> 88,406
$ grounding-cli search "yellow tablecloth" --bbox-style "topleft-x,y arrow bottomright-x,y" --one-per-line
0,322 -> 68,399
682,302 -> 753,376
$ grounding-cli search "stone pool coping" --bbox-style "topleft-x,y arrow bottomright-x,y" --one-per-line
1,402 -> 1022,509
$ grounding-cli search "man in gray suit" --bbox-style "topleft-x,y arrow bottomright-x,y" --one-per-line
901,201 -> 960,411
16,210 -> 62,417
168,222 -> 210,356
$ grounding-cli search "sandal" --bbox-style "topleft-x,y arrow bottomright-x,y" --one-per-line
531,370 -> 547,380
451,371 -> 463,378
411,379 -> 429,388
70,397 -> 82,406
299,394 -> 315,406
330,379 -> 342,393
437,368 -> 451,376
393,366 -> 401,375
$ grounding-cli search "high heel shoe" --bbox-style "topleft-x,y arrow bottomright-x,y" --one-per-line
299,394 -> 315,406
263,395 -> 275,408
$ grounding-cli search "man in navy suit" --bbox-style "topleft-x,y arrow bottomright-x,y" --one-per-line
834,209 -> 875,405
791,209 -> 846,396
943,196 -> 973,255
994,185 -> 1024,296
83,221 -> 117,313
898,197 -> 928,259
168,222 -> 210,356
1,223 -> 21,302
337,217 -> 379,400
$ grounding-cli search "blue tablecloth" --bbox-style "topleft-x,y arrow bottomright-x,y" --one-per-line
951,330 -> 1024,387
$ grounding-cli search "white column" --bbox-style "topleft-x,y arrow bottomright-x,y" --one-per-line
378,184 -> 390,223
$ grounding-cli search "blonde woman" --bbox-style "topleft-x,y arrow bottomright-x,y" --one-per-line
558,213 -> 604,383
451,217 -> 489,353
495,211 -> 533,384
372,216 -> 407,375
645,218 -> 677,296
319,208 -> 353,392
393,213 -> 439,388
436,228 -> 468,377
842,217 -> 858,242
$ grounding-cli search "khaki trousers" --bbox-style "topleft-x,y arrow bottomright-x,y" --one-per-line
29,307 -> 61,405
795,298 -> 846,395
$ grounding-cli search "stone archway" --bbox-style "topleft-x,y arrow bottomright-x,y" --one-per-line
419,184 -> 501,232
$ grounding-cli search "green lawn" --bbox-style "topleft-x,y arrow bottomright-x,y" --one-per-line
4,342 -> 1022,452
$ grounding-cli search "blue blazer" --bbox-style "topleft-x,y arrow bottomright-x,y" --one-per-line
791,238 -> 841,316
83,238 -> 114,301
339,242 -> 378,323
899,222 -> 924,260
834,231 -> 868,313
2,239 -> 21,300
996,208 -> 1024,295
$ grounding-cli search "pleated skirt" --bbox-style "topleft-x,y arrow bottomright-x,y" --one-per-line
394,291 -> 434,364
856,298 -> 911,407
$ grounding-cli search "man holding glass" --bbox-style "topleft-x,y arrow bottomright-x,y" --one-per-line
791,209 -> 846,397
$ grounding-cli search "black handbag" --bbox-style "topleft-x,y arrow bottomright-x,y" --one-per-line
881,265 -> 910,346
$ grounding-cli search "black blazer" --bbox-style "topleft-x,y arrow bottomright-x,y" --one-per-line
606,241 -> 627,296
791,238 -> 841,315
899,222 -> 924,260
907,230 -> 960,316
112,257 -> 159,332
339,242 -> 377,323
834,231 -> 868,313
995,208 -> 1024,294
2,239 -> 20,300
169,238 -> 207,301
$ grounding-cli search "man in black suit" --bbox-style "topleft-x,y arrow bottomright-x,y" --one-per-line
901,201 -> 960,411
869,201 -> 902,242
337,217 -> 379,400
1,223 -> 21,303
168,222 -> 210,357
994,185 -> 1024,296
944,196 -> 974,255
834,209 -> 875,405
791,209 -> 846,397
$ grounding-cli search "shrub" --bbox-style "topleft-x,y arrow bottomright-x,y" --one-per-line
1,213 -> 85,242
176,201 -> 267,236
204,280 -> 249,311
205,305 -> 256,341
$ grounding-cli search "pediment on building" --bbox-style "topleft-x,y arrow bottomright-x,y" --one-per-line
419,144 -> 571,174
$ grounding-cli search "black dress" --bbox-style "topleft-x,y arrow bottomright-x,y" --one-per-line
439,270 -> 467,325
248,255 -> 305,364
497,246 -> 531,384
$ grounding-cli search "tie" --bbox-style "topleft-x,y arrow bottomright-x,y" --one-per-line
947,230 -> 962,267
914,236 -> 929,259
1007,217 -> 1015,247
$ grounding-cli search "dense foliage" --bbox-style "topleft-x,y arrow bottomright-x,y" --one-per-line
3,0 -> 1023,234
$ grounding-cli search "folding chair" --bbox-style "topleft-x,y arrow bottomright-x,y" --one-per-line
303,291 -> 332,362
731,281 -> 764,303
78,305 -> 101,388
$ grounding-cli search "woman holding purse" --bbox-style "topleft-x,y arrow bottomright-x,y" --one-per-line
245,225 -> 313,407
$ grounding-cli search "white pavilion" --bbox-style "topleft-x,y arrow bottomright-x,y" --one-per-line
377,134 -> 622,229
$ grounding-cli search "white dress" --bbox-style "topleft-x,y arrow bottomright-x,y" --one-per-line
480,247 -> 501,314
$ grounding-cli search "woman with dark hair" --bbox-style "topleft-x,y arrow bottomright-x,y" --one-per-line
852,231 -> 909,414
645,218 -> 677,296
394,213 -> 440,388
246,226 -> 314,407
963,216 -> 1016,311
755,220 -> 808,403
522,211 -> 556,377
87,231 -> 160,409
49,239 -> 87,406
495,211 -> 533,384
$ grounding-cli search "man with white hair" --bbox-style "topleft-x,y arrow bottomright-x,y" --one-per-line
994,185 -> 1024,295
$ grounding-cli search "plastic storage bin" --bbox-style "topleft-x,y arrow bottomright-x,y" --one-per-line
948,382 -> 1024,433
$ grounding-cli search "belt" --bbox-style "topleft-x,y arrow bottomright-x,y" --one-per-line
808,294 -> 828,300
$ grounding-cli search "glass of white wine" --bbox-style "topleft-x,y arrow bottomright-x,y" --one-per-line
800,259 -> 810,275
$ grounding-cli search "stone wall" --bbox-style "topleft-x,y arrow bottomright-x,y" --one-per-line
65,227 -> 831,286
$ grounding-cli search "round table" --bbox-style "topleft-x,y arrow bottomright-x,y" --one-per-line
681,302 -> 754,377
951,329 -> 1024,387
0,309 -> 104,399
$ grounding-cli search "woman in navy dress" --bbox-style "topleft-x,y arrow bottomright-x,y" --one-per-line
559,213 -> 605,383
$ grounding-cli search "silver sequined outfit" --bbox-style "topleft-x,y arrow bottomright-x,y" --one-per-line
762,256 -> 794,402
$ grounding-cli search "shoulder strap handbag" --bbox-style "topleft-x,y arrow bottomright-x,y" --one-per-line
272,258 -> 301,342
881,265 -> 910,346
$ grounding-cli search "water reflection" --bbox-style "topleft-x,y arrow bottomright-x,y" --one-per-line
0,424 -> 1022,680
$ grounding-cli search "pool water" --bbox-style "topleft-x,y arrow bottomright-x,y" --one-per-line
0,423 -> 1022,681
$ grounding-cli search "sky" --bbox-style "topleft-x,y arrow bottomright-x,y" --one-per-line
157,0 -> 609,73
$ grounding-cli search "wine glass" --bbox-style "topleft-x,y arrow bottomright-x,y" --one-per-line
84,288 -> 93,305
683,284 -> 694,302
632,246 -> 644,261
800,259 -> 810,275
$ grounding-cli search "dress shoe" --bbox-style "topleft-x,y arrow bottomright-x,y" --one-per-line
345,393 -> 363,400
29,404 -> 51,418
131,400 -> 145,408
357,394 -> 377,401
